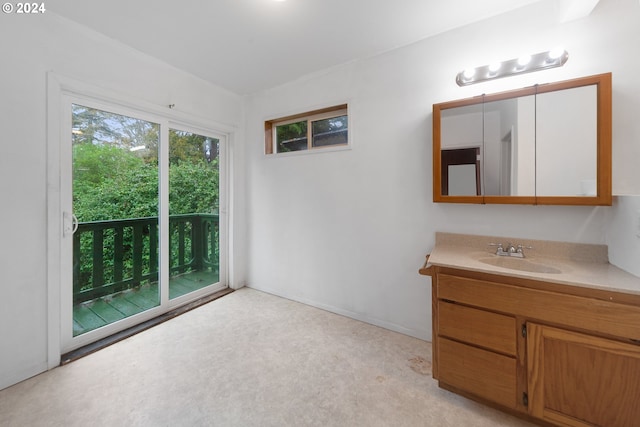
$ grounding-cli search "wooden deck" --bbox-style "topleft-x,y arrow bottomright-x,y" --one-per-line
73,270 -> 219,336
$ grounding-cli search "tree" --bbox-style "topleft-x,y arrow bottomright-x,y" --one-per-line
276,120 -> 307,152
72,105 -> 159,152
72,106 -> 220,220
71,106 -> 221,291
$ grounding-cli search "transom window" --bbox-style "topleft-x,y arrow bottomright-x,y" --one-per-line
265,104 -> 348,154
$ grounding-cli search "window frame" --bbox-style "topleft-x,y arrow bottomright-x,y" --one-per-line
265,104 -> 349,155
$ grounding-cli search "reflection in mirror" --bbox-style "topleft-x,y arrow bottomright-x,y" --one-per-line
483,96 -> 535,196
536,85 -> 597,196
448,164 -> 478,196
440,104 -> 482,196
441,148 -> 480,195
439,97 -> 537,197
441,103 -> 483,150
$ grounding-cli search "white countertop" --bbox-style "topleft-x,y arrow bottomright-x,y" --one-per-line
428,232 -> 640,296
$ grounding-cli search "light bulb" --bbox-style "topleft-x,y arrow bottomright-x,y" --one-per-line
548,47 -> 565,60
517,55 -> 532,67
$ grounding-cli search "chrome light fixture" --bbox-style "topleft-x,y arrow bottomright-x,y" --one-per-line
456,48 -> 569,86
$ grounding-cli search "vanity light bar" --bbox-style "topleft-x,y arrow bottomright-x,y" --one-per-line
456,49 -> 569,86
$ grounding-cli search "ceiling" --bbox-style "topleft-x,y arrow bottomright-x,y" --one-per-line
48,0 -> 595,95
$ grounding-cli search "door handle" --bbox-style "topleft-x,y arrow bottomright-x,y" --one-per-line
63,212 -> 79,236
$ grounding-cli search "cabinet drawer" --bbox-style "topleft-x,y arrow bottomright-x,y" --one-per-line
438,338 -> 517,409
439,302 -> 516,356
437,273 -> 640,341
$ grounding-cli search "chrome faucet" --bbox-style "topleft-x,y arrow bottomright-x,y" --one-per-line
489,242 -> 531,258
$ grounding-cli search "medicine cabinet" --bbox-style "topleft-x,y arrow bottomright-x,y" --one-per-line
433,73 -> 612,205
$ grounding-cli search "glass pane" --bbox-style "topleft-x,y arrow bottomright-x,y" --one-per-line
312,115 -> 348,147
536,86 -> 598,196
440,104 -> 483,196
276,120 -> 308,152
483,96 -> 535,197
168,130 -> 220,299
72,104 -> 160,337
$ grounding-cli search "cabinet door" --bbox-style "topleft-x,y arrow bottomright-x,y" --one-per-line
527,323 -> 640,427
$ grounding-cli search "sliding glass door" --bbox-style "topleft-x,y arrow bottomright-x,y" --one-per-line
61,97 -> 226,351
168,129 -> 220,299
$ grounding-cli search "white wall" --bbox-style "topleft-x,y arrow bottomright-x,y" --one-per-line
607,196 -> 640,277
0,13 -> 244,390
244,0 -> 640,341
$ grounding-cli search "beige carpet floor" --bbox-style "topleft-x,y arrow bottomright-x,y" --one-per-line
0,288 -> 534,426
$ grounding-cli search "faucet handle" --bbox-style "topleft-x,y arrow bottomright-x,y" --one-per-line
514,244 -> 533,258
488,242 -> 505,254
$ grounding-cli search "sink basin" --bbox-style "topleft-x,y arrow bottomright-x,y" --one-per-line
478,257 -> 562,274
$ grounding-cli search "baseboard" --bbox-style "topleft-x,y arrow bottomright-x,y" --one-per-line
246,284 -> 430,341
0,361 -> 49,392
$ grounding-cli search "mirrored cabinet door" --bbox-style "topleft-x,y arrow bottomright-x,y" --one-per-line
440,103 -> 483,196
536,85 -> 598,197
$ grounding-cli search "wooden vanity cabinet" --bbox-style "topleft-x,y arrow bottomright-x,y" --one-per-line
431,267 -> 640,427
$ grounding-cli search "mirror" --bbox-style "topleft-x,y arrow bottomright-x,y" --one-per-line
433,73 -> 612,205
